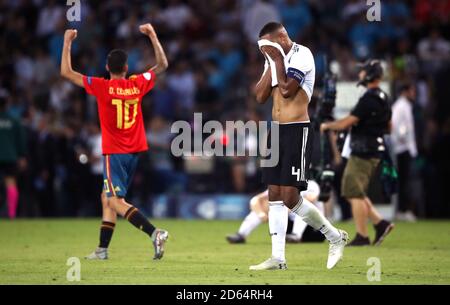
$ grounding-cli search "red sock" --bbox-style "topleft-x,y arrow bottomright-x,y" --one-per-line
6,185 -> 19,219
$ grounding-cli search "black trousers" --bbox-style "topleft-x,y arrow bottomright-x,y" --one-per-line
397,151 -> 413,212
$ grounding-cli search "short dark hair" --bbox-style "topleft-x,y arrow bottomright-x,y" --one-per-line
399,81 -> 414,93
107,49 -> 128,74
259,22 -> 283,38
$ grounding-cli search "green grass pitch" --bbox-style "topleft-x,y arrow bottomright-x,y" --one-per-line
0,219 -> 449,284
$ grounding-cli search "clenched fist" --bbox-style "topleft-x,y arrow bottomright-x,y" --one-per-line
64,29 -> 78,43
139,23 -> 156,38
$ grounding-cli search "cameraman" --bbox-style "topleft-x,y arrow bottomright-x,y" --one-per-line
320,60 -> 394,246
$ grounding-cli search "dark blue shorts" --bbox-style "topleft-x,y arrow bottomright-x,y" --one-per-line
103,154 -> 139,198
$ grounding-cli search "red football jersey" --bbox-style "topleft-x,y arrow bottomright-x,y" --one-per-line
83,70 -> 156,154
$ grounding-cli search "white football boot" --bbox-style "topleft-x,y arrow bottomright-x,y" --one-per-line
153,229 -> 169,260
327,230 -> 348,269
85,247 -> 108,260
249,257 -> 287,271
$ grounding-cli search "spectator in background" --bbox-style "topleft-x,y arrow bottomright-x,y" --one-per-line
277,0 -> 312,39
14,51 -> 35,88
151,76 -> 177,121
167,60 -> 196,117
392,82 -> 418,222
50,78 -> 74,114
417,28 -> 450,73
116,12 -> 139,39
348,14 -> 377,59
34,48 -> 58,87
242,0 -> 281,42
414,0 -> 450,25
87,123 -> 103,216
36,0 -> 63,37
159,0 -> 193,32
209,32 -> 243,85
0,92 -> 27,219
28,114 -> 57,217
147,116 -> 187,194
194,71 -> 219,120
380,0 -> 410,41
341,0 -> 366,20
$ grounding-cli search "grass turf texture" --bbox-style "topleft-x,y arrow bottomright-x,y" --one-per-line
0,219 -> 449,284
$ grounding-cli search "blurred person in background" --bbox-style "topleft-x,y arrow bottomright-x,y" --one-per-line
242,0 -> 281,42
87,123 -> 104,216
392,82 -> 418,222
167,60 -> 196,118
147,116 -> 187,194
0,92 -> 27,219
321,60 -> 394,246
226,180 -> 325,244
417,28 -> 450,74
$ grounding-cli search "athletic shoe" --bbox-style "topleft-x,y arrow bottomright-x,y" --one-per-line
327,230 -> 348,269
373,220 -> 395,246
153,229 -> 169,260
249,257 -> 287,271
285,234 -> 301,243
85,247 -> 108,260
347,233 -> 371,246
226,233 -> 246,244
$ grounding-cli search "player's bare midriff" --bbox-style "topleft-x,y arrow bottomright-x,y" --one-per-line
271,86 -> 310,123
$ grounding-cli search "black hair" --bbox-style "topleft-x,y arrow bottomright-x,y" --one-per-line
399,81 -> 414,93
259,22 -> 283,38
107,49 -> 128,74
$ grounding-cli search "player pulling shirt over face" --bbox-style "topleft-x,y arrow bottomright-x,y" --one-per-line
252,22 -> 348,271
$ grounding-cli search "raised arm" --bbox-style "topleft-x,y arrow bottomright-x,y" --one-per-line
255,61 -> 272,104
320,115 -> 360,133
262,46 -> 299,99
139,24 -> 169,75
60,29 -> 84,87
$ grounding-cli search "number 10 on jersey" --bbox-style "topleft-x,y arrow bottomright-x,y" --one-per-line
112,99 -> 139,129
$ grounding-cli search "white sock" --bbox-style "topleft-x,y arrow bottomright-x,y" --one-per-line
238,211 -> 262,237
269,201 -> 288,262
291,197 -> 341,243
290,212 -> 308,238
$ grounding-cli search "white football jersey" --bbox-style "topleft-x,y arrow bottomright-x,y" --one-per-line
263,42 -> 316,102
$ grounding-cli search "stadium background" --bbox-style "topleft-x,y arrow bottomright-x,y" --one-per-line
0,0 -> 449,220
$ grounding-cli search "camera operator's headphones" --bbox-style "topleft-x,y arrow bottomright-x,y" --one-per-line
357,59 -> 383,87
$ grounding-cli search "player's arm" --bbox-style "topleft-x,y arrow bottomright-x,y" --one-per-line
60,29 -> 84,87
255,61 -> 272,104
320,115 -> 359,132
262,46 -> 299,99
139,23 -> 168,75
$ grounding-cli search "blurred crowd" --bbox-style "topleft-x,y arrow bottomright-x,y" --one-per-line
0,0 -> 449,218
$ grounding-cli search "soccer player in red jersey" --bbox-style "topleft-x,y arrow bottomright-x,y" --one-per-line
61,24 -> 169,260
